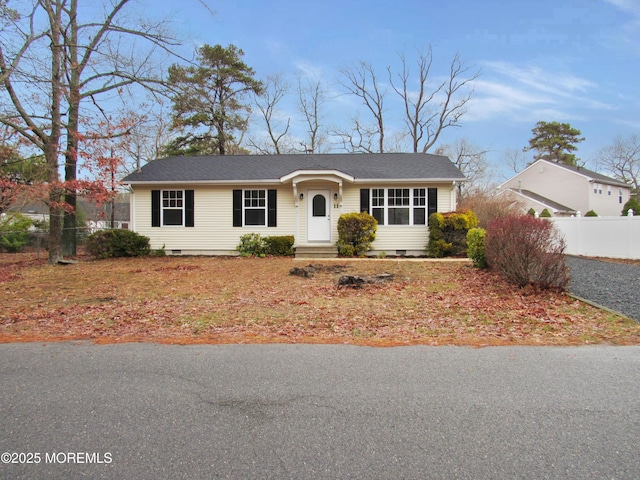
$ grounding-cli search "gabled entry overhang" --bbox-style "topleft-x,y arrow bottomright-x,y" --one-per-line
280,169 -> 355,184
281,170 -> 355,207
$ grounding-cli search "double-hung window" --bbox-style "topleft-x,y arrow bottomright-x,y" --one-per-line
233,189 -> 277,227
244,190 -> 266,226
361,188 -> 434,226
388,188 -> 410,225
162,190 -> 184,226
371,189 -> 385,225
413,188 -> 426,225
151,190 -> 194,227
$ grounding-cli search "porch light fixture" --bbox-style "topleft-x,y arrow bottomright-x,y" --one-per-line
299,193 -> 304,200
333,193 -> 338,200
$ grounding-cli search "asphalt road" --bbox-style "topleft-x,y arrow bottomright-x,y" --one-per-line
1,343 -> 639,479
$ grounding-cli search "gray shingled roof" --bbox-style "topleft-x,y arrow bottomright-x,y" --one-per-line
510,189 -> 576,213
122,153 -> 466,184
552,161 -> 629,188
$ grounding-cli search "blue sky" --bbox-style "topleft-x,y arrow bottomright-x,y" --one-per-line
144,0 -> 640,182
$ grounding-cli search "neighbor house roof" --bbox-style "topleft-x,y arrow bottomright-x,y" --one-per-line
122,153 -> 466,184
553,161 -> 629,188
498,159 -> 629,189
501,188 -> 576,213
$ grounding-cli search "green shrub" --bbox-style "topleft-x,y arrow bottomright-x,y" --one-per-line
86,229 -> 151,259
467,228 -> 487,268
337,212 -> 377,257
150,245 -> 167,257
622,197 -> 640,216
584,210 -> 598,217
485,215 -> 568,290
264,235 -> 295,256
539,208 -> 552,218
527,208 -> 537,217
0,214 -> 32,253
427,210 -> 479,257
237,234 -> 295,256
237,233 -> 267,257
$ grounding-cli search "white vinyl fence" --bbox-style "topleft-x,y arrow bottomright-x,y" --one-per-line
551,215 -> 640,259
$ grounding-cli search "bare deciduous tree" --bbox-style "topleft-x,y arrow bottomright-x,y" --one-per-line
296,75 -> 329,154
0,0 -> 178,261
503,148 -> 530,175
337,48 -> 479,155
390,47 -> 479,153
598,134 -> 640,194
435,138 -> 489,194
337,62 -> 386,153
248,74 -> 292,154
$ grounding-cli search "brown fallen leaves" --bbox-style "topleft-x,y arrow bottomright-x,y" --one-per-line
1,253 -> 639,346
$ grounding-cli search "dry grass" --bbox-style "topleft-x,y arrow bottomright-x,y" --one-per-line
1,253 -> 639,346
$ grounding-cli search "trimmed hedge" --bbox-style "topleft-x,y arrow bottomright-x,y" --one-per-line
337,212 -> 377,257
466,227 -> 487,268
264,235 -> 295,256
427,210 -> 479,257
86,229 -> 151,259
237,233 -> 295,256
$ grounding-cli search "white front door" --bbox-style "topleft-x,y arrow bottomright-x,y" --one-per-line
307,190 -> 331,242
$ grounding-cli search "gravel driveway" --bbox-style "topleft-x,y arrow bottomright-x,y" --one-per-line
567,256 -> 640,322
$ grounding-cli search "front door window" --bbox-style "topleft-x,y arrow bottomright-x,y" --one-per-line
312,194 -> 326,217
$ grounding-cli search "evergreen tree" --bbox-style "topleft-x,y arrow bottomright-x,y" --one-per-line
525,121 -> 585,166
165,44 -> 264,156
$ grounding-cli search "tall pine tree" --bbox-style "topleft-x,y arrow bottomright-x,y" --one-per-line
525,121 -> 585,166
166,44 -> 263,156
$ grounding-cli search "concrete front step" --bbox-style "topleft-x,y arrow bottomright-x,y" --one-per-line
295,245 -> 338,259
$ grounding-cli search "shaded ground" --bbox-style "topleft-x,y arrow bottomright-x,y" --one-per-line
1,253 -> 639,346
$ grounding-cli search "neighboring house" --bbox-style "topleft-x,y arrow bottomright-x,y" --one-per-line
122,153 -> 466,256
497,159 -> 632,217
8,195 -> 130,232
82,193 -> 131,232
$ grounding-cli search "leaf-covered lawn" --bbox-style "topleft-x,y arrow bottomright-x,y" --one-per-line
2,253 -> 639,346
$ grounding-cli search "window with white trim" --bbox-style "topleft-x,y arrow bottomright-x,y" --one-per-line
413,188 -> 426,225
365,188 -> 428,226
162,190 -> 184,226
619,188 -> 623,204
244,189 -> 267,226
371,188 -> 385,225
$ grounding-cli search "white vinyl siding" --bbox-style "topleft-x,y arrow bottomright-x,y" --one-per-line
131,181 -> 456,255
133,185 -> 295,253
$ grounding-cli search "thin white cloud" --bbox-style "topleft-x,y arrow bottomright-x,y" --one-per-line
293,61 -> 324,82
465,61 -> 613,123
603,0 -> 640,17
601,0 -> 640,50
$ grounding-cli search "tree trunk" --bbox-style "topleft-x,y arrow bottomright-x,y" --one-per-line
62,0 -> 80,257
46,1 -> 64,264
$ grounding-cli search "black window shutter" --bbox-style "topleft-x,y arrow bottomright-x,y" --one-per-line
233,190 -> 242,227
185,190 -> 194,227
360,189 -> 370,213
267,189 -> 277,227
151,190 -> 161,227
427,188 -> 438,217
